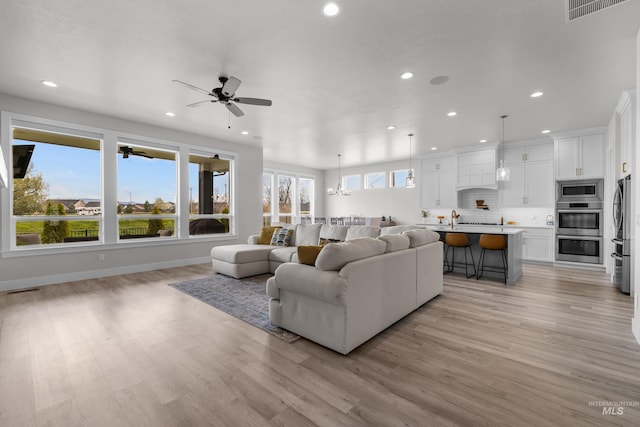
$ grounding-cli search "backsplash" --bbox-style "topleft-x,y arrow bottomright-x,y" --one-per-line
425,207 -> 554,227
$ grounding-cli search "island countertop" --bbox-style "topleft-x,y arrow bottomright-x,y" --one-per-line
424,225 -> 524,235
423,224 -> 524,285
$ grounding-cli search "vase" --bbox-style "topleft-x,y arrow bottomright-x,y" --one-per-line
422,217 -> 428,224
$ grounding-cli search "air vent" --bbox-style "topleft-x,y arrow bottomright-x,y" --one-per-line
566,0 -> 628,21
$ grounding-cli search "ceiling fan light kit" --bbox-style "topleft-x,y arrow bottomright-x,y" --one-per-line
327,154 -> 351,196
173,75 -> 272,118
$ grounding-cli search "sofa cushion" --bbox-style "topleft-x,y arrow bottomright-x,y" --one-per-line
297,245 -> 324,265
402,229 -> 440,248
269,246 -> 298,263
380,225 -> 421,235
319,225 -> 349,242
315,237 -> 386,271
378,234 -> 411,253
295,223 -> 323,246
345,225 -> 381,240
258,226 -> 281,245
270,228 -> 294,246
211,244 -> 275,264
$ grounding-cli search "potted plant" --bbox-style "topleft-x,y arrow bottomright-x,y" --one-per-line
421,209 -> 430,224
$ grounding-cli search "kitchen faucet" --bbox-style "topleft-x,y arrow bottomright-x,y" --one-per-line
451,209 -> 457,229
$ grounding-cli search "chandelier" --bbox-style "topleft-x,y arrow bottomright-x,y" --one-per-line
327,154 -> 351,196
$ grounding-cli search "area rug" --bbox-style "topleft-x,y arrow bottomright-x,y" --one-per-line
169,273 -> 300,343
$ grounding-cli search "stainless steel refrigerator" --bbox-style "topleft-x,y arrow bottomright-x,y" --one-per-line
612,175 -> 631,294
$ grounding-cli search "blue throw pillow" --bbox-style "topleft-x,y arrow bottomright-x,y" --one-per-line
270,228 -> 294,246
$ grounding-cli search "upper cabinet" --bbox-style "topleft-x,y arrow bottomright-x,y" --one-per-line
554,129 -> 605,180
456,148 -> 497,189
616,90 -> 635,178
500,141 -> 554,207
420,155 -> 456,208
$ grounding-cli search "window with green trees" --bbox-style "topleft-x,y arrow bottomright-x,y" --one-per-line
12,126 -> 102,247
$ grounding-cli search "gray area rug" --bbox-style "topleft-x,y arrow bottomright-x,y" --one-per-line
169,273 -> 300,343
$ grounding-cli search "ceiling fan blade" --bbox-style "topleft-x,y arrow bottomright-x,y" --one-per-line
172,80 -> 212,96
233,97 -> 272,106
225,102 -> 244,117
186,99 -> 216,108
222,76 -> 241,97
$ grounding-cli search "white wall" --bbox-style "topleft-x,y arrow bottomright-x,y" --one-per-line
325,159 -> 420,225
633,29 -> 640,345
0,93 -> 263,291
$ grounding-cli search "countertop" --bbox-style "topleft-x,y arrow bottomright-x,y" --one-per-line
424,225 -> 525,235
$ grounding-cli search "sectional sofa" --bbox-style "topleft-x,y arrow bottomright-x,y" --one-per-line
266,229 -> 443,354
210,224 -> 444,354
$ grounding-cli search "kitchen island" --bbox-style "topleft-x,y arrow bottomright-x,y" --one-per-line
426,225 -> 524,285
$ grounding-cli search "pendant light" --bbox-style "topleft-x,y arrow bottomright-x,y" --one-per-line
327,154 -> 351,196
496,115 -> 510,181
406,133 -> 416,188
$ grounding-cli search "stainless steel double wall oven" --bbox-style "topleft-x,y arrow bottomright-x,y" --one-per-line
555,180 -> 604,264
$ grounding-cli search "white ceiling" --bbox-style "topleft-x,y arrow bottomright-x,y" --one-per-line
0,0 -> 638,169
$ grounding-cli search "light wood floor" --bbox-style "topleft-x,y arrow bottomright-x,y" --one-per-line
1,263 -> 639,427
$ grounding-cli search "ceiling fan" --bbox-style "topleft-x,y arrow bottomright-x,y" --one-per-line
172,75 -> 272,117
119,146 -> 151,159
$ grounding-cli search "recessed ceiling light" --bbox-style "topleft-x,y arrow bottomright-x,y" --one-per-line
41,80 -> 57,87
431,147 -> 438,151
400,72 -> 413,80
530,91 -> 544,98
322,2 -> 340,16
447,111 -> 457,117
165,112 -> 175,117
541,129 -> 551,134
479,139 -> 487,143
241,131 -> 249,135
386,125 -> 396,130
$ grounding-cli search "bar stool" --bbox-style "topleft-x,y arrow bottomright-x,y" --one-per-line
477,234 -> 508,284
444,233 -> 476,278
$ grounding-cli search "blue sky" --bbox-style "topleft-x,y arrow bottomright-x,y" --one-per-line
16,140 -> 228,204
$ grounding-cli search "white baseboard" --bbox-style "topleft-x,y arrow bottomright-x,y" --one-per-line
0,256 -> 211,292
633,317 -> 640,347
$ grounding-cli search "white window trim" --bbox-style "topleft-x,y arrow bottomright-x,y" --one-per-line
1,111 -> 239,256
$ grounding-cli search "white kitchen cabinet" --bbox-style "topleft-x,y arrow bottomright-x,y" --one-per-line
554,132 -> 604,180
522,227 -> 554,263
616,90 -> 635,178
456,148 -> 497,189
420,155 -> 456,208
500,142 -> 554,207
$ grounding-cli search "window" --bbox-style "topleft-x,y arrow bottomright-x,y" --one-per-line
12,126 -> 102,247
278,175 -> 295,223
117,141 -> 177,240
262,172 -> 273,226
188,152 -> 233,235
299,177 -> 314,220
343,174 -> 361,191
365,171 -> 385,189
262,170 -> 315,224
390,169 -> 411,188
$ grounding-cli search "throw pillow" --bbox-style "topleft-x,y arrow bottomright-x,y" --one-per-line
270,227 -> 294,246
258,226 -> 281,245
315,237 -> 386,271
402,229 -> 440,248
297,245 -> 324,265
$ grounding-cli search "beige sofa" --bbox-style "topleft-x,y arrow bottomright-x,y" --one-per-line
211,223 -> 385,279
266,229 -> 443,354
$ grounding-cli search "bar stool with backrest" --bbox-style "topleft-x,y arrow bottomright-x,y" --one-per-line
477,234 -> 508,284
444,232 -> 476,278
